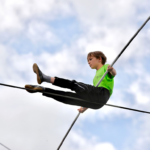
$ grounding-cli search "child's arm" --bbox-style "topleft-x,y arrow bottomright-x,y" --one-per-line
78,107 -> 88,113
107,65 -> 117,76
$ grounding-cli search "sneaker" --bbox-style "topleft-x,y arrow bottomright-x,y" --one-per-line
33,63 -> 44,84
25,85 -> 44,93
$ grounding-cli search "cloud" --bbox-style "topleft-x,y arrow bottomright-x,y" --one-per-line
95,143 -> 116,150
0,0 -> 73,42
0,0 -> 150,150
26,21 -> 59,45
62,131 -> 116,150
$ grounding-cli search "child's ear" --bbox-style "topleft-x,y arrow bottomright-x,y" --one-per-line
99,57 -> 102,61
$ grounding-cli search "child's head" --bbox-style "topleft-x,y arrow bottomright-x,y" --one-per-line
87,51 -> 107,65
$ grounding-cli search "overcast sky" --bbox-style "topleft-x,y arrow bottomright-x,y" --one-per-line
0,0 -> 150,150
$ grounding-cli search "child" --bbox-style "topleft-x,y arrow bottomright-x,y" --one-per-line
25,51 -> 116,113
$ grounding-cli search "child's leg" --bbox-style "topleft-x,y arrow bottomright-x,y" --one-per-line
25,84 -> 110,109
50,77 -> 55,84
52,76 -> 91,93
53,76 -> 98,94
33,63 -> 93,93
52,77 -> 110,106
42,87 -> 101,109
32,63 -> 87,93
51,77 -> 111,108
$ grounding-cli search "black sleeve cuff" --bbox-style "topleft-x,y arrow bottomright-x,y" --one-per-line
108,72 -> 115,79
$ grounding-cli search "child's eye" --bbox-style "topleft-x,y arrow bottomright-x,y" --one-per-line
88,58 -> 92,61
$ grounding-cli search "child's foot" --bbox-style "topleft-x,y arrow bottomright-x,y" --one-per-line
33,63 -> 44,84
25,85 -> 44,93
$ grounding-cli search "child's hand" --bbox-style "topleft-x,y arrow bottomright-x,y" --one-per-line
78,107 -> 88,113
107,65 -> 113,72
107,65 -> 117,76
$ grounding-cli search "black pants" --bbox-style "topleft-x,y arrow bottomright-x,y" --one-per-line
43,77 -> 110,109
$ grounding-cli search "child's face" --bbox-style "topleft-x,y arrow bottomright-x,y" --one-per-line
88,56 -> 102,69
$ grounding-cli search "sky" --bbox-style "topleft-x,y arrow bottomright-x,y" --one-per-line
0,0 -> 150,150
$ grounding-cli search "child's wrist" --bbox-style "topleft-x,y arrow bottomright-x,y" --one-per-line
109,70 -> 116,76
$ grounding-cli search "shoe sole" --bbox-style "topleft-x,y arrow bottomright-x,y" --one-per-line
33,63 -> 42,84
25,85 -> 43,93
